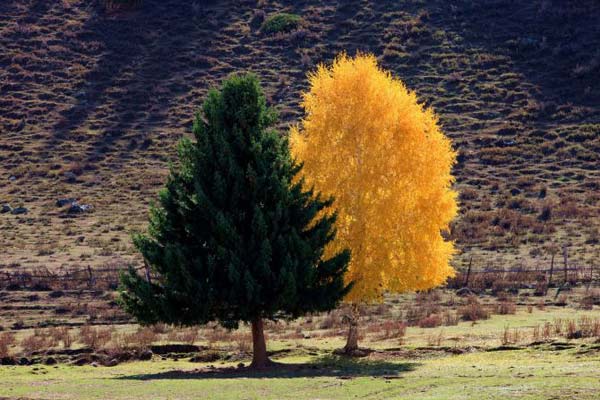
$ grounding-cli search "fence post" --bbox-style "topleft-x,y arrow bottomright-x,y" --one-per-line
587,258 -> 594,292
562,245 -> 568,284
464,257 -> 472,288
87,265 -> 95,288
548,253 -> 555,287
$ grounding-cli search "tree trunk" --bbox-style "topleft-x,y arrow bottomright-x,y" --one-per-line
250,317 -> 271,369
343,303 -> 360,353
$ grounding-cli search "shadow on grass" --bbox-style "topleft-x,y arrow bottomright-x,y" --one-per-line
116,355 -> 420,380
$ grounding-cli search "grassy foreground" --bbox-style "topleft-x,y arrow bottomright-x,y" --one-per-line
1,347 -> 599,400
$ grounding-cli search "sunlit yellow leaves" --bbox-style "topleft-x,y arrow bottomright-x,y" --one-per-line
290,53 -> 458,303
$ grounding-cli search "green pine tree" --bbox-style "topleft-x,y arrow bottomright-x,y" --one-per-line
119,74 -> 351,368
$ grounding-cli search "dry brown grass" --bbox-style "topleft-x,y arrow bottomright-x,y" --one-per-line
494,301 -> 517,315
49,326 -> 73,349
458,297 -> 490,322
79,325 -> 112,350
0,332 -> 16,357
0,0 -> 598,279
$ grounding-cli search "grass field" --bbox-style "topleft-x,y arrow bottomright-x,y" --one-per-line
2,346 -> 599,399
1,288 -> 599,399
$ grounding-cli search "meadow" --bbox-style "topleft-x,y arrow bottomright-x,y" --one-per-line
1,282 -> 600,398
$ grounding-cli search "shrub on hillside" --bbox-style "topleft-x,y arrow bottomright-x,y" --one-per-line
121,327 -> 157,350
417,314 -> 443,328
79,325 -> 112,350
102,0 -> 142,11
494,301 -> 517,315
0,332 -> 16,358
49,326 -> 73,349
538,202 -> 553,221
458,297 -> 489,321
261,13 -> 303,34
21,331 -> 50,354
378,321 -> 407,340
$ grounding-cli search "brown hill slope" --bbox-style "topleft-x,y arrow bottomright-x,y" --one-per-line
1,0 -> 599,274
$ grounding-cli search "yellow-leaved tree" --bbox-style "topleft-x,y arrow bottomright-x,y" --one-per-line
290,53 -> 458,352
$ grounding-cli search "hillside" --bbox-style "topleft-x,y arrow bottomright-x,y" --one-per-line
1,0 -> 599,275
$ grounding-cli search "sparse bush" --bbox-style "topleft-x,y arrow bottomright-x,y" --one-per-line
533,279 -> 548,296
21,331 -> 50,354
0,332 -> 16,357
442,310 -> 459,326
177,328 -> 199,346
250,9 -> 266,27
426,331 -> 444,347
235,333 -> 252,353
538,322 -> 551,341
459,188 -> 479,201
580,295 -> 595,310
48,290 -> 64,298
494,301 -> 516,315
123,327 -> 157,349
501,326 -> 521,345
554,318 -> 564,335
406,301 -> 441,325
102,0 -> 142,10
206,327 -> 229,344
566,320 -> 578,339
319,312 -> 342,330
577,316 -> 600,338
378,321 -> 407,341
79,325 -> 112,350
418,314 -> 443,328
150,323 -> 169,335
538,203 -> 553,222
49,326 -> 73,349
261,13 -> 302,34
458,297 -> 490,321
12,320 -> 25,330
416,290 -> 442,303
555,294 -> 568,306
536,299 -> 546,310
585,227 -> 600,244
531,325 -> 540,342
491,280 -> 509,295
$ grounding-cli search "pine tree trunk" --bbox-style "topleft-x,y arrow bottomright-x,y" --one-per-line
250,317 -> 271,369
343,303 -> 360,353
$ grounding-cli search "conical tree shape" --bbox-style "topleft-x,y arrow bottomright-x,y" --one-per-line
120,74 -> 351,368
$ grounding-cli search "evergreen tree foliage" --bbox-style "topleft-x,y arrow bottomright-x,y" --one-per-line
120,74 -> 351,367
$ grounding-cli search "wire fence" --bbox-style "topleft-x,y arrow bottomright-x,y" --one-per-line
0,265 -> 146,291
0,261 -> 597,292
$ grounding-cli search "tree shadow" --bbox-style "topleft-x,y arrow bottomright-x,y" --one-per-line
427,0 -> 600,109
49,0 -> 234,165
4,0 -> 51,27
115,355 -> 419,380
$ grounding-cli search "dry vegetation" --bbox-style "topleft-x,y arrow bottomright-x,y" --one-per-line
0,0 -> 599,277
1,284 -> 599,368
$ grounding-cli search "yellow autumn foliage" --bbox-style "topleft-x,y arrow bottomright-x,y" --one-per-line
290,53 -> 458,303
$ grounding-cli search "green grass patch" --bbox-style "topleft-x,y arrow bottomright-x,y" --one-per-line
261,13 -> 303,34
1,348 -> 599,399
